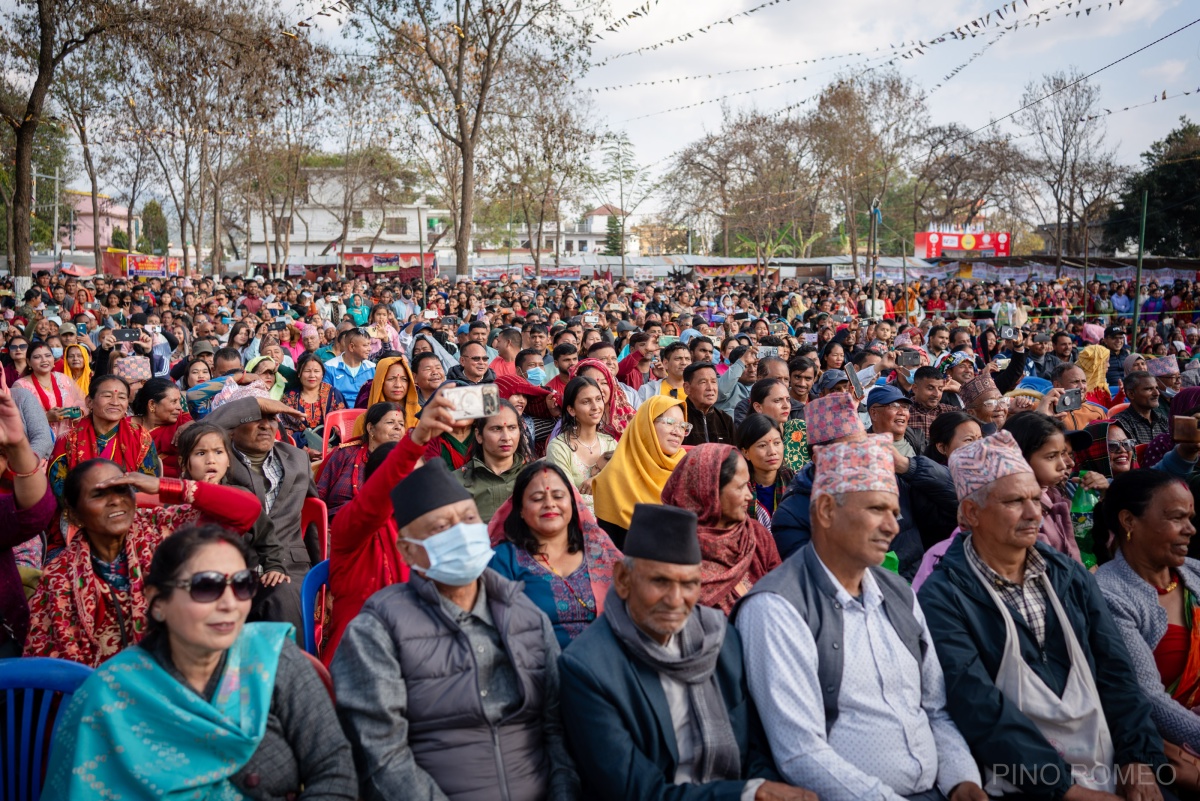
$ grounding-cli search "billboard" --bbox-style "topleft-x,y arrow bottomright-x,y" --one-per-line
915,230 -> 1010,259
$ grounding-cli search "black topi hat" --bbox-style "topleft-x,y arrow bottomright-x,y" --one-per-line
390,459 -> 473,530
624,504 -> 701,565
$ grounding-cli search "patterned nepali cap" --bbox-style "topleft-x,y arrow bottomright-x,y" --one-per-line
804,390 -> 865,446
1148,356 -> 1180,377
112,356 -> 152,385
210,380 -> 271,411
812,434 -> 897,499
948,430 -> 1034,500
937,351 -> 974,376
959,372 -> 998,407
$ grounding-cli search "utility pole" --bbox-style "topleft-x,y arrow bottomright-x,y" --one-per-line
417,205 -> 427,310
1132,189 -> 1148,335
868,198 -> 880,313
52,167 -> 60,269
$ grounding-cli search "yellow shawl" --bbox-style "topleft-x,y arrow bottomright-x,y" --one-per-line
63,343 -> 90,396
353,356 -> 421,437
1076,345 -> 1112,393
592,395 -> 686,530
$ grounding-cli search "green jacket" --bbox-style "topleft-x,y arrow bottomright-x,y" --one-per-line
455,456 -> 526,523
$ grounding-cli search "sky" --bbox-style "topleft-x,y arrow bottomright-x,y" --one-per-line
274,0 -> 1199,213
573,0 -> 1198,170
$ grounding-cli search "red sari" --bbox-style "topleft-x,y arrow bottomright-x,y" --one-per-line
149,414 -> 193,478
660,443 -> 781,613
25,480 -> 261,667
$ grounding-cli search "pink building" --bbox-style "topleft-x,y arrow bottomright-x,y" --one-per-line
59,190 -> 141,251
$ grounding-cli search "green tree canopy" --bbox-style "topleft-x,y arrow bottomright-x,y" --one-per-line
141,199 -> 169,255
1103,117 -> 1200,257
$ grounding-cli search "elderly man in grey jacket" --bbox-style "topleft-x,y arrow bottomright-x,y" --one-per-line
203,385 -> 313,627
332,395 -> 578,801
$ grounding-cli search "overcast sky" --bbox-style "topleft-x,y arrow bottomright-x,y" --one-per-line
577,0 -> 1197,169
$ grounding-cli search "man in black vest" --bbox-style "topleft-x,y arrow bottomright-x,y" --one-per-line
331,409 -> 578,801
560,503 -> 812,800
734,435 -> 985,801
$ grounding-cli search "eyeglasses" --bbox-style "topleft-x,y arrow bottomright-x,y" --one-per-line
255,369 -> 277,377
171,569 -> 258,603
979,398 -> 1009,410
655,416 -> 694,435
9,344 -> 27,351
463,355 -> 489,362
1109,439 -> 1137,453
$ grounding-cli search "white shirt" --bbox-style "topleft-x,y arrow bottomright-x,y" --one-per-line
735,556 -> 980,801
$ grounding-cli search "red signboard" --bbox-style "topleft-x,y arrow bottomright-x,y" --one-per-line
915,231 -> 1010,259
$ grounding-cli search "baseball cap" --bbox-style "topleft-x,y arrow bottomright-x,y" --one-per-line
192,341 -> 215,356
1033,334 -> 1051,343
1104,325 -> 1125,338
866,384 -> 913,409
457,324 -> 470,335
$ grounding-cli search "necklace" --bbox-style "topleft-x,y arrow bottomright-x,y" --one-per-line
576,433 -> 600,454
1156,571 -> 1180,595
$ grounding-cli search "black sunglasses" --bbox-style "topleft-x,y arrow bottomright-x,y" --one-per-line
172,569 -> 258,603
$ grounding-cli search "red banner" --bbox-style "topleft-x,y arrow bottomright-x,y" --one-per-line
127,254 -> 166,278
102,249 -> 127,277
915,231 -> 1010,259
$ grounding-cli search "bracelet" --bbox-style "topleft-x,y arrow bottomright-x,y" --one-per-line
9,458 -> 47,479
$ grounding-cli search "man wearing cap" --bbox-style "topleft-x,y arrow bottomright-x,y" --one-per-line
735,436 -> 984,801
560,503 -> 812,801
1113,370 -> 1169,447
332,459 -> 578,801
918,432 -> 1167,800
812,369 -> 849,399
1103,325 -> 1130,387
1026,333 -> 1064,380
867,384 -> 924,457
1148,355 -> 1182,400
960,373 -> 1005,436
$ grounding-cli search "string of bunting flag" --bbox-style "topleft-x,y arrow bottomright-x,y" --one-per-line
584,51 -> 875,93
281,0 -> 349,39
625,0 -> 1130,122
1078,85 -> 1200,122
594,0 -> 1046,66
590,0 -> 661,42
926,30 -> 1007,95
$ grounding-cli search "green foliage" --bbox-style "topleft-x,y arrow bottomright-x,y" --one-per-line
141,200 -> 168,255
110,228 -> 129,250
603,215 -> 623,254
1103,117 -> 1200,257
0,101 -> 75,253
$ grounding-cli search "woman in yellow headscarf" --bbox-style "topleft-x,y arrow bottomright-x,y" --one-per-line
353,355 -> 420,438
1077,344 -> 1123,408
592,394 -> 688,549
61,343 -> 91,396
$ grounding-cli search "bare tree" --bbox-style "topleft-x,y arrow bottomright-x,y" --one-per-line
590,131 -> 656,279
354,0 -> 593,276
1013,69 -> 1113,265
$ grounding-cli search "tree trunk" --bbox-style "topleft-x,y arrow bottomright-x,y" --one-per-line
12,123 -> 37,291
456,142 -> 476,277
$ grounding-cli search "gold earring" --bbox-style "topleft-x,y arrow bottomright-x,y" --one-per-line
1127,529 -> 1134,541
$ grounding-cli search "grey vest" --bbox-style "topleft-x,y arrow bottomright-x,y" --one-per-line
732,543 -> 926,734
364,569 -> 551,801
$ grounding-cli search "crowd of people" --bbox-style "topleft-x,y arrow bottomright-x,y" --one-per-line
5,266 -> 1200,799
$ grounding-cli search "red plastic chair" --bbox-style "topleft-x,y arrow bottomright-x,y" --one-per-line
1106,402 -> 1130,417
321,409 -> 365,459
301,497 -> 329,560
302,650 -> 335,701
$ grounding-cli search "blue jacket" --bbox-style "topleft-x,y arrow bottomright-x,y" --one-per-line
918,538 -> 1165,799
322,355 -> 376,402
558,615 -> 780,800
772,450 -> 957,579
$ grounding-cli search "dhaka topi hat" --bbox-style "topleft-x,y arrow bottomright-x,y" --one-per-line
805,390 -> 864,446
624,503 -> 701,565
948,430 -> 1034,500
811,434 -> 897,499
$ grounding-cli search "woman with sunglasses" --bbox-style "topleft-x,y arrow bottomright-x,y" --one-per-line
25,458 -> 262,667
2,335 -> 31,386
45,524 -> 357,799
592,395 -> 687,549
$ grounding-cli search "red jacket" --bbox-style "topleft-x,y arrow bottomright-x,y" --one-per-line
324,433 -> 417,666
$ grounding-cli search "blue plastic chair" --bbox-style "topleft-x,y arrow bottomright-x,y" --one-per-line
0,657 -> 93,801
301,559 -> 330,656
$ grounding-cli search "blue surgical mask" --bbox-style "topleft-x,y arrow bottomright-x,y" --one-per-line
404,521 -> 493,586
633,301 -> 643,309
51,347 -> 63,359
1164,387 -> 1178,399
525,366 -> 546,385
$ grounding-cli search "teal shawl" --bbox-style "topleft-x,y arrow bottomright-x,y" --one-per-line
46,621 -> 293,799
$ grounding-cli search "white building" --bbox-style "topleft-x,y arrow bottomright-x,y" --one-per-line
490,205 -> 641,258
244,167 -> 452,266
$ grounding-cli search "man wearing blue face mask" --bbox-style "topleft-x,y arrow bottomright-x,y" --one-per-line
332,458 -> 580,801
